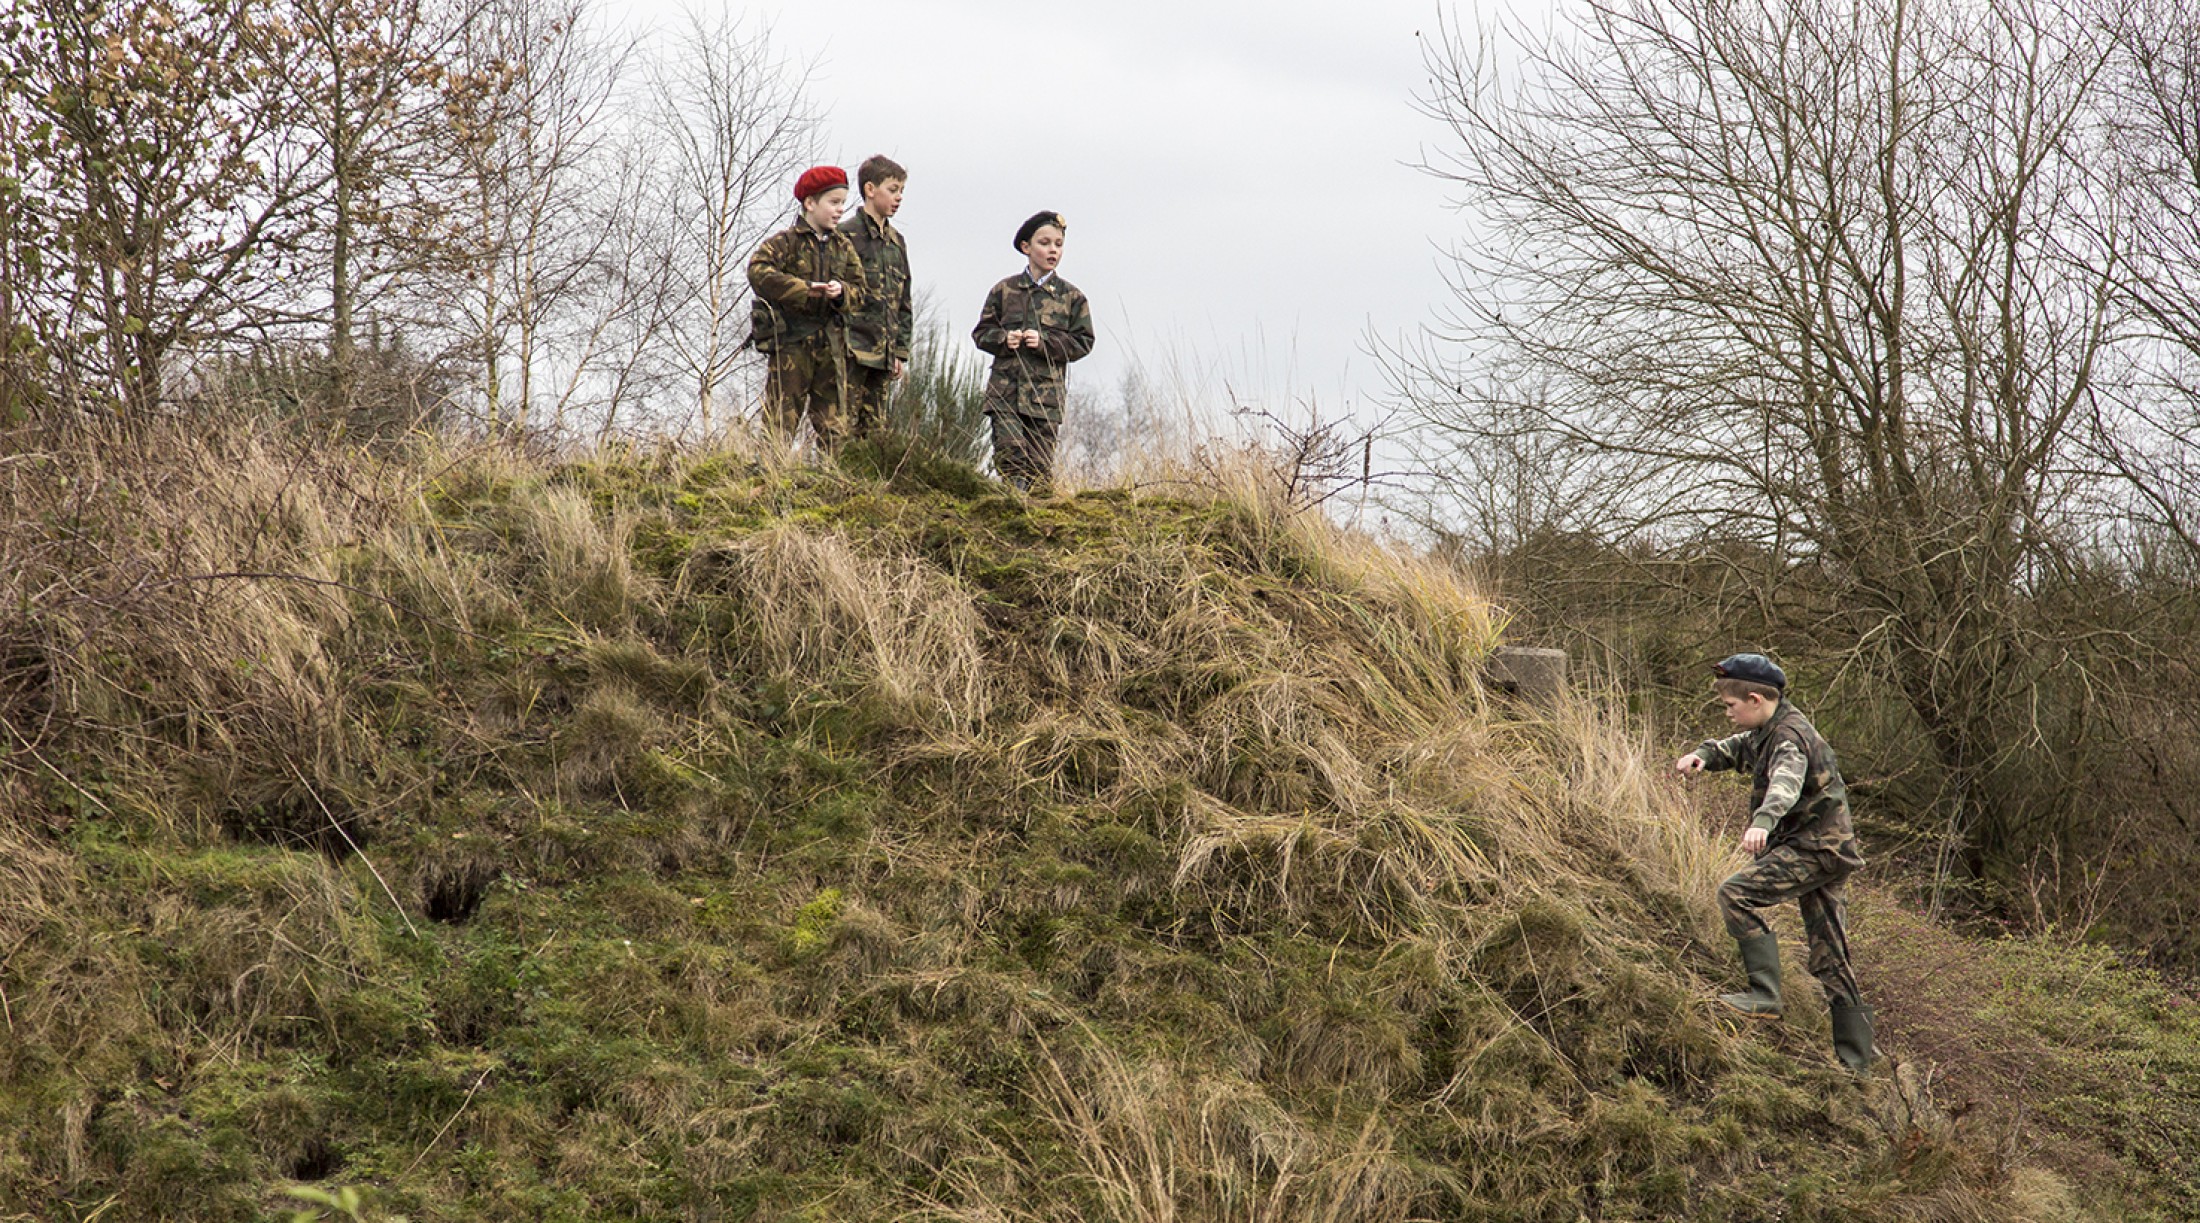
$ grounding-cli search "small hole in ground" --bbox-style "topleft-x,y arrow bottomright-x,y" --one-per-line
290,1137 -> 343,1181
423,859 -> 497,924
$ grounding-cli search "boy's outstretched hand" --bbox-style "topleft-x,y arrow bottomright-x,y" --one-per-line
1673,751 -> 1766,854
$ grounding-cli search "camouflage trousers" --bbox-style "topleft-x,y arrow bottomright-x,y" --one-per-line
846,362 -> 893,440
988,409 -> 1058,492
1717,844 -> 1863,1007
763,342 -> 849,450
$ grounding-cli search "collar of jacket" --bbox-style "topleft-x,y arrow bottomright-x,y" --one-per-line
853,210 -> 897,242
1753,700 -> 1799,746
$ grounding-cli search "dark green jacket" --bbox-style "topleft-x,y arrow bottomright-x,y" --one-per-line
1697,701 -> 1865,865
837,209 -> 911,369
747,221 -> 869,353
971,271 -> 1095,422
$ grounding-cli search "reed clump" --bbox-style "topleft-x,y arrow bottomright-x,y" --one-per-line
0,416 -> 2173,1221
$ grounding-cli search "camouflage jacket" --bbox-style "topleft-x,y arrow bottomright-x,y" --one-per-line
971,271 -> 1095,422
1697,701 -> 1865,865
747,221 -> 869,353
837,209 -> 912,369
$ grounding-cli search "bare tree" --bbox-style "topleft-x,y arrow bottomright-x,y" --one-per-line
0,0 -> 321,414
0,53 -> 42,422
278,0 -> 484,408
570,137 -> 683,440
1400,0 -> 2140,878
442,0 -> 632,431
2100,0 -> 2200,560
642,10 -> 817,433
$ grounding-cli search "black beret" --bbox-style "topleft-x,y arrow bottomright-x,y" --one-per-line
1014,210 -> 1066,250
1712,653 -> 1787,691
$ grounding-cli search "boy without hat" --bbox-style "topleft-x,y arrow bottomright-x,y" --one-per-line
1675,653 -> 1878,1073
971,211 -> 1094,492
837,155 -> 913,441
747,165 -> 869,449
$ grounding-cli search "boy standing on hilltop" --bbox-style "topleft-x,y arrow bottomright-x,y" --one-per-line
748,165 -> 868,449
972,211 -> 1094,491
1675,653 -> 1877,1073
837,155 -> 913,443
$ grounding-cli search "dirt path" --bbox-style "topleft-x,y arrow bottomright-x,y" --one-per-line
1850,889 -> 2163,1196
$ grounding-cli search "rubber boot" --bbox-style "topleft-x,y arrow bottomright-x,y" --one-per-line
1717,932 -> 1784,1018
1830,1001 -> 1877,1073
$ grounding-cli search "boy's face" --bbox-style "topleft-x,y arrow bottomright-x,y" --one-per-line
863,178 -> 904,220
1720,692 -> 1779,730
1020,225 -> 1065,275
801,186 -> 849,231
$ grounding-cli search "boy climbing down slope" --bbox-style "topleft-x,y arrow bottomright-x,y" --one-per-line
971,210 -> 1094,491
1675,653 -> 1878,1073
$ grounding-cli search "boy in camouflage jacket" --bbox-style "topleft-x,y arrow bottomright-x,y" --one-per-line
1675,653 -> 1878,1073
971,210 -> 1094,491
748,165 -> 868,449
837,155 -> 913,441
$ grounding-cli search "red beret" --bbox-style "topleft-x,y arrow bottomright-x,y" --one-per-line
793,165 -> 848,202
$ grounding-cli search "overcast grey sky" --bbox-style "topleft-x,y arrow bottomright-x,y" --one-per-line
641,0 -> 1475,421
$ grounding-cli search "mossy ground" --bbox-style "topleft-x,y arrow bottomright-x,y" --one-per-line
0,425 -> 2191,1221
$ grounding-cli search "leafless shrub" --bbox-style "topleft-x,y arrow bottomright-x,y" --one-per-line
1396,0 -> 2199,901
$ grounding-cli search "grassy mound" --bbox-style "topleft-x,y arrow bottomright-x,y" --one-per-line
0,419 -> 2180,1221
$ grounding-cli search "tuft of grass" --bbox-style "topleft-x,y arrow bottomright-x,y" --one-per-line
0,408 -> 2186,1221
883,310 -> 991,468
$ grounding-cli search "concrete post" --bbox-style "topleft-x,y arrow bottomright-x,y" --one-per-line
1487,646 -> 1569,704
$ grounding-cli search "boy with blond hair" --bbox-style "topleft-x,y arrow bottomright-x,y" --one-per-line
1675,653 -> 1876,1073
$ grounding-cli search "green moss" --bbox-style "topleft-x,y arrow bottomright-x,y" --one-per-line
786,887 -> 846,959
8,435 -> 2188,1222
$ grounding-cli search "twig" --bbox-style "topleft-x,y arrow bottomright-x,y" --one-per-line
1,720 -> 114,818
132,569 -> 502,641
289,762 -> 420,939
404,1066 -> 494,1175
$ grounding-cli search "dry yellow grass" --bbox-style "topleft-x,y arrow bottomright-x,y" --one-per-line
0,412 -> 2169,1221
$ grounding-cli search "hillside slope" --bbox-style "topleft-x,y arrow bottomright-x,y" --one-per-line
1,422 -> 2192,1222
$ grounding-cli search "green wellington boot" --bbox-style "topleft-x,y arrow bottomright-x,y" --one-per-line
1717,932 -> 1784,1018
1830,1001 -> 1878,1073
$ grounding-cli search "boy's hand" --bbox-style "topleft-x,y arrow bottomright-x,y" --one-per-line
891,359 -> 905,378
1740,827 -> 1769,856
823,280 -> 844,299
1674,752 -> 1706,775
807,281 -> 829,296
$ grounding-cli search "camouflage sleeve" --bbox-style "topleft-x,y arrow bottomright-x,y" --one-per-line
972,282 -> 1013,358
1694,731 -> 1753,771
1043,288 -> 1096,365
747,235 -> 816,312
893,249 -> 914,362
1749,740 -> 1809,831
836,246 -> 869,315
